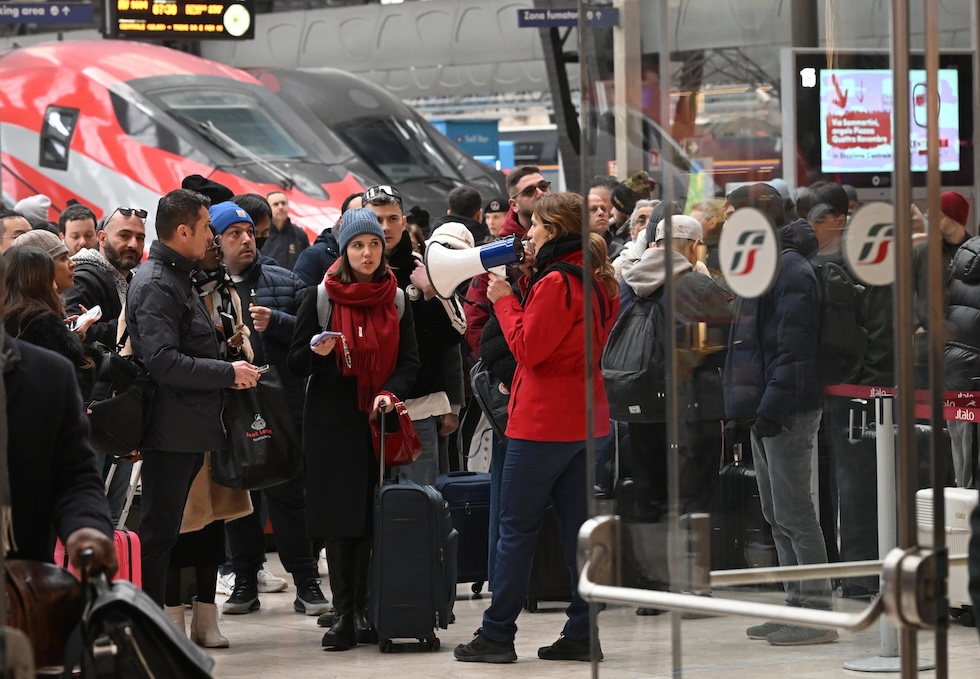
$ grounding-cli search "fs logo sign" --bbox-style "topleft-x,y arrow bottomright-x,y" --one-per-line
720,208 -> 779,298
843,202 -> 896,286
729,230 -> 768,276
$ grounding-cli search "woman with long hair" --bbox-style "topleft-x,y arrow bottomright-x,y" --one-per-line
455,192 -> 619,664
1,246 -> 93,380
288,208 -> 420,651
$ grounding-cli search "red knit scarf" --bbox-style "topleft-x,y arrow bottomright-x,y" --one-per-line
323,265 -> 400,413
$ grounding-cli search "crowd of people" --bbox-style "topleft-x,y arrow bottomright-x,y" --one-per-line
4,164 -> 980,668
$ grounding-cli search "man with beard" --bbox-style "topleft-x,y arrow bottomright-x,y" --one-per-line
207,201 -> 328,618
64,206 -> 147,348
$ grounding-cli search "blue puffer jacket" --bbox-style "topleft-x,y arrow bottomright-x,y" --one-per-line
724,219 -> 822,425
241,259 -> 307,425
293,228 -> 340,287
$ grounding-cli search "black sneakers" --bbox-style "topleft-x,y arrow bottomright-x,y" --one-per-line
537,635 -> 603,662
453,631 -> 517,663
293,578 -> 330,616
223,574 -> 260,615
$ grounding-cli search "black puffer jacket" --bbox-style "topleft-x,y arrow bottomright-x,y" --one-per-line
238,259 -> 307,425
4,307 -> 93,396
944,236 -> 980,390
479,313 -> 517,389
293,228 -> 340,287
63,249 -> 125,349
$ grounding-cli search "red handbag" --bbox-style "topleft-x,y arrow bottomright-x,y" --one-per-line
369,391 -> 423,466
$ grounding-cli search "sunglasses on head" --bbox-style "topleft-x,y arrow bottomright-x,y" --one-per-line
511,181 -> 550,200
363,185 -> 402,205
107,207 -> 148,221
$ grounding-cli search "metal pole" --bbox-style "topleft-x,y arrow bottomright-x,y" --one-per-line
889,0 -> 919,674
924,1 -> 950,676
576,1 -> 601,675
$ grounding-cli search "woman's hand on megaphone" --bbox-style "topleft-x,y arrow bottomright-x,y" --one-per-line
487,273 -> 514,303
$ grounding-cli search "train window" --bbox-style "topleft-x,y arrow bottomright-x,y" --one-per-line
336,115 -> 461,183
160,89 -> 305,160
40,106 -> 79,171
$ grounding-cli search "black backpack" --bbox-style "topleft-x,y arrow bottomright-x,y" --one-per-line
812,261 -> 868,385
600,288 -> 668,422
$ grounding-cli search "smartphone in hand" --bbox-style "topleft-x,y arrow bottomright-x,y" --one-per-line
310,330 -> 343,348
69,305 -> 102,332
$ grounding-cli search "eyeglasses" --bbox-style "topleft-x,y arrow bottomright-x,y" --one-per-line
363,185 -> 402,205
510,181 -> 550,200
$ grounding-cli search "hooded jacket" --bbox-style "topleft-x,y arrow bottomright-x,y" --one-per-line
63,248 -> 128,348
293,228 -> 340,287
944,236 -> 980,390
724,218 -> 822,425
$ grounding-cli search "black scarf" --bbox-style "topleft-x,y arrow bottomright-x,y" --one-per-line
528,234 -> 583,290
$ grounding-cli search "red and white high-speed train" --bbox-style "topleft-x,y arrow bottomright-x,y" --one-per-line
0,40 -> 373,240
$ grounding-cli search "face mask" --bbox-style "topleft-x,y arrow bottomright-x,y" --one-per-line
254,236 -> 268,251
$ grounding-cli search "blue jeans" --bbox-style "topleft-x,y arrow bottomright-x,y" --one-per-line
487,435 -> 507,591
396,415 -> 438,486
751,410 -> 831,610
482,438 -> 591,644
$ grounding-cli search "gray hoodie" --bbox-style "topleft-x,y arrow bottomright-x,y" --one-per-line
622,246 -> 693,298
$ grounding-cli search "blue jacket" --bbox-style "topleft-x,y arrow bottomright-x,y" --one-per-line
239,259 -> 307,425
293,228 -> 340,287
724,219 -> 822,425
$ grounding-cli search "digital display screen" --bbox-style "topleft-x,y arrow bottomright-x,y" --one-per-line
819,69 -> 961,173
107,0 -> 255,40
792,51 -> 974,189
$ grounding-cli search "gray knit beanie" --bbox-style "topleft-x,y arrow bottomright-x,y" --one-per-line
339,208 -> 385,252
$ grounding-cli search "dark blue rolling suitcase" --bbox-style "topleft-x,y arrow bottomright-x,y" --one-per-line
371,410 -> 458,652
435,471 -> 490,597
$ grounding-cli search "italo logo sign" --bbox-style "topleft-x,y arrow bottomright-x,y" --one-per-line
720,208 -> 779,298
843,202 -> 896,286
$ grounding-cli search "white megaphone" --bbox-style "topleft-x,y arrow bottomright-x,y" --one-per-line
425,236 -> 526,299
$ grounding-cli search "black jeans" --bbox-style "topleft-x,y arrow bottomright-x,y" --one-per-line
138,451 -> 204,606
225,473 -> 317,586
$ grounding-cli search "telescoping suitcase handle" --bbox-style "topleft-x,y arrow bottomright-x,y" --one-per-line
378,406 -> 387,488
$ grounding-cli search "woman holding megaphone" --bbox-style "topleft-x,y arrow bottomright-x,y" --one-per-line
288,208 -> 420,651
454,192 -> 620,664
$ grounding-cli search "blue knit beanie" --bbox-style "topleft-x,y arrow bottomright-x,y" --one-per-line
339,208 -> 385,251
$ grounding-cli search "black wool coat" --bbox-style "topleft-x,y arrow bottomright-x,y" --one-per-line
287,284 -> 420,540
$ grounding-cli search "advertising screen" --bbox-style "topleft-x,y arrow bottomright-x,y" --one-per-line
819,69 -> 960,173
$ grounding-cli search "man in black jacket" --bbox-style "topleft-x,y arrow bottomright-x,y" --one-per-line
264,191 -> 309,270
126,189 -> 260,606
430,186 -> 489,245
208,201 -> 327,618
364,184 -> 465,485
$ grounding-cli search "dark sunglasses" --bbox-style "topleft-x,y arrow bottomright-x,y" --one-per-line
510,181 -> 550,200
106,206 -> 148,222
363,185 -> 402,205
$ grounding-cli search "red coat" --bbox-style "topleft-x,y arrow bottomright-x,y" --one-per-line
494,250 -> 619,442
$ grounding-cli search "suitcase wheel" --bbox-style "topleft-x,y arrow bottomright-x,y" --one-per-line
471,582 -> 484,598
378,637 -> 394,653
418,637 -> 440,651
952,606 -> 975,628
526,598 -> 538,613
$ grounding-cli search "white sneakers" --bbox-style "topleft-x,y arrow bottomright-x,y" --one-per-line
257,568 -> 288,593
217,569 -> 289,595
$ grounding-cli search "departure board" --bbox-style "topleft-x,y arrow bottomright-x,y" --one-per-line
106,0 -> 255,39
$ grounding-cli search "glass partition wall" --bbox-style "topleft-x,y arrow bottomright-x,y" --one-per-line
569,1 -> 980,676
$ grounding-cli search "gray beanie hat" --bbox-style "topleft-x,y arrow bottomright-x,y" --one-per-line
14,194 -> 51,225
12,229 -> 69,258
339,207 -> 385,252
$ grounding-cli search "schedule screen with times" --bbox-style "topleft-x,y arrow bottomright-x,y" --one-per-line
107,0 -> 255,40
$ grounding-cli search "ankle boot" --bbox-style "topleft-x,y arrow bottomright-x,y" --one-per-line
321,541 -> 356,651
352,537 -> 377,644
190,598 -> 229,648
164,605 -> 186,635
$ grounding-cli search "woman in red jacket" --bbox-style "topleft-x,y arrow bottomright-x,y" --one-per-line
455,192 -> 619,664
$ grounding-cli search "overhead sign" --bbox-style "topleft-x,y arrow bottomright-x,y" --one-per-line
0,3 -> 94,24
516,7 -> 620,28
107,0 -> 255,40
719,207 -> 780,298
842,201 -> 896,286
